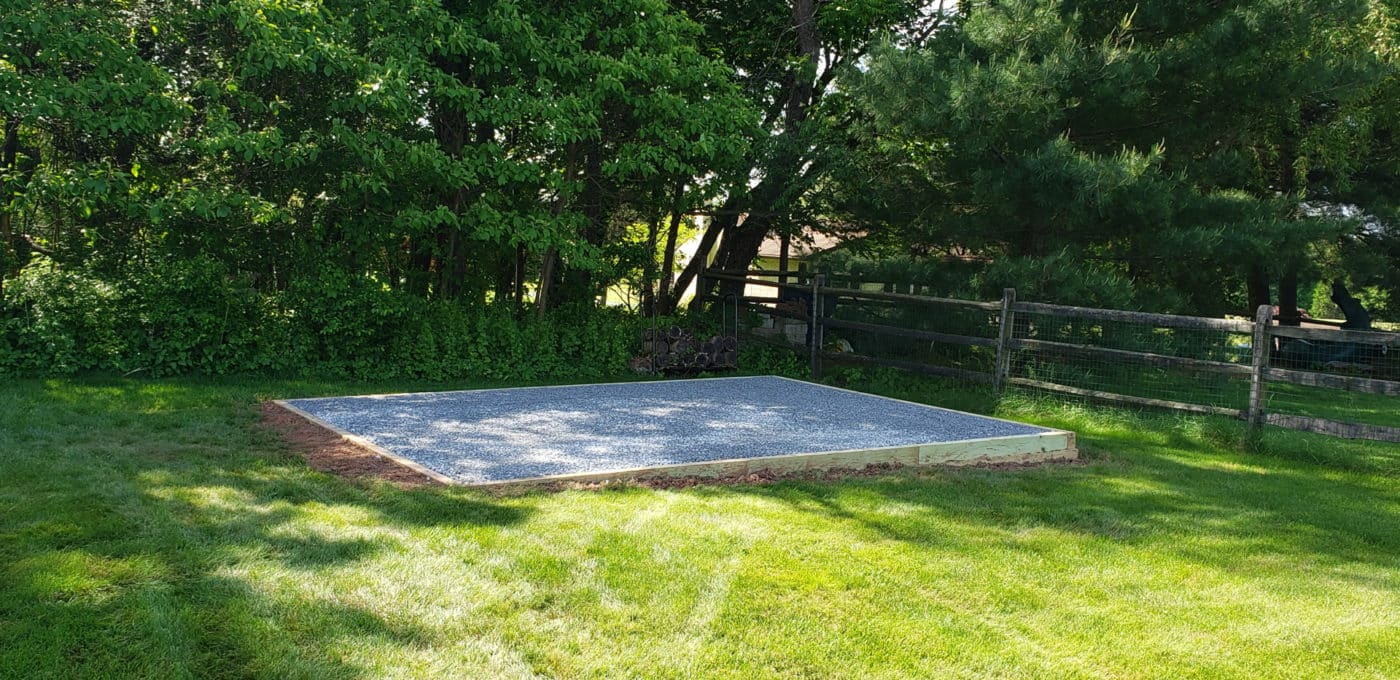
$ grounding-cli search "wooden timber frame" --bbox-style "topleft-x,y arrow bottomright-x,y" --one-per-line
268,377 -> 1078,488
700,270 -> 1400,443
455,430 -> 1079,489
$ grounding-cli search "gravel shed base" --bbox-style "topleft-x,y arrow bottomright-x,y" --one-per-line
273,376 -> 1077,487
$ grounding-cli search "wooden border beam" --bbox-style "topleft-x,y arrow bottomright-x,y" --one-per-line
461,431 -> 1076,488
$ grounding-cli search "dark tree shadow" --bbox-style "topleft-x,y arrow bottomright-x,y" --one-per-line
1,378 -> 533,678
686,422 -> 1400,580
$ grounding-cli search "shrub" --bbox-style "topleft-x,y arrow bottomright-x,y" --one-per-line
1,261 -> 645,381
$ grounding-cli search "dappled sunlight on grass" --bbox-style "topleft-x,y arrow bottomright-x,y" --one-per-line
2,375 -> 1398,677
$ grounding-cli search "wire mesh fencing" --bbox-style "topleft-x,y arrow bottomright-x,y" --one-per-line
1004,304 -> 1257,417
1261,326 -> 1400,436
701,269 -> 1400,443
818,280 -> 1001,384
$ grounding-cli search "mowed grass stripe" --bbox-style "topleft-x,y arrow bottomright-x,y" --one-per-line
1,375 -> 1397,679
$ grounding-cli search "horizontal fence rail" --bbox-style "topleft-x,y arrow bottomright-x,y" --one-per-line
830,350 -> 995,383
1011,300 -> 1256,333
1008,377 -> 1245,418
1266,367 -> 1400,396
823,318 -> 998,348
820,286 -> 1003,311
1008,337 -> 1254,375
699,269 -> 1400,444
1268,325 -> 1400,346
1263,414 -> 1400,441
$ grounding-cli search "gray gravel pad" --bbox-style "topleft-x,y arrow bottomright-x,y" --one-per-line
284,376 -> 1049,484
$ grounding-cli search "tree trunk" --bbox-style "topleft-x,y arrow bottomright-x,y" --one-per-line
786,0 -> 820,124
1277,266 -> 1301,326
1272,145 -> 1301,326
778,230 -> 791,276
641,204 -> 662,314
657,179 -> 686,310
1246,268 -> 1271,316
1,116 -> 19,287
675,208 -> 736,313
712,215 -> 770,302
535,143 -> 582,318
536,247 -> 558,319
407,243 -> 434,297
493,245 -> 515,306
557,141 -> 609,308
513,244 -> 527,309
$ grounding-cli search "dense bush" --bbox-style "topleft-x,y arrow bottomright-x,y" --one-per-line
0,261 -> 642,380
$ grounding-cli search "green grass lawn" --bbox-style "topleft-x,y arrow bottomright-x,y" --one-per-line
2,373 -> 1399,679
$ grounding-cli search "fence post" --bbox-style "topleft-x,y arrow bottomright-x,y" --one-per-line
810,274 -> 825,380
994,288 -> 1017,392
1248,304 -> 1274,433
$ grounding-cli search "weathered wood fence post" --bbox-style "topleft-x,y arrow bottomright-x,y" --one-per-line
810,274 -> 825,380
1248,304 -> 1274,433
994,288 -> 1017,392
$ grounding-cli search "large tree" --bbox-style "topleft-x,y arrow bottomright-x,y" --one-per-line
842,0 -> 1396,315
662,0 -> 945,311
1,0 -> 752,312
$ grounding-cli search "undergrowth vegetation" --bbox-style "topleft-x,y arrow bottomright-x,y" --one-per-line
0,261 -> 648,379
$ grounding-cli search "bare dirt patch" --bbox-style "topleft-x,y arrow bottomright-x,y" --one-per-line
260,401 -> 438,488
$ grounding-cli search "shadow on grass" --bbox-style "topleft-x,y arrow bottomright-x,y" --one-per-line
690,408 -> 1400,579
0,377 -> 530,678
6,374 -> 1398,677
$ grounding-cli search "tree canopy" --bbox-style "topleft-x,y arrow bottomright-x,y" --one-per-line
838,0 -> 1399,315
2,0 -> 1397,375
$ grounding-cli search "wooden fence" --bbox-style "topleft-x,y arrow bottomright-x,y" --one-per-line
699,269 -> 1400,443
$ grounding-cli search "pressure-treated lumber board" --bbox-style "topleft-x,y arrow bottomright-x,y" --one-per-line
743,304 -> 810,322
702,272 -> 785,288
738,329 -> 808,351
461,432 -> 1077,489
919,432 -> 1076,465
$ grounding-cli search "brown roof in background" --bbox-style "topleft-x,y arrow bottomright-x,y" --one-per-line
755,230 -> 844,259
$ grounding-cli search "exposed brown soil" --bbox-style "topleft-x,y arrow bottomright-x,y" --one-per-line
261,400 -> 1081,493
259,401 -> 438,488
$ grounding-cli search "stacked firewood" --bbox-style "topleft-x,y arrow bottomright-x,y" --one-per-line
633,326 -> 739,374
